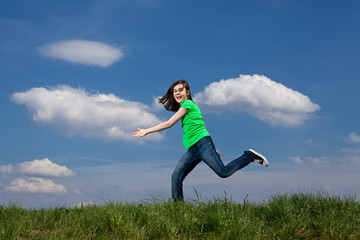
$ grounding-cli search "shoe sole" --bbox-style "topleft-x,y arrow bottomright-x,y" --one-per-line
249,149 -> 269,167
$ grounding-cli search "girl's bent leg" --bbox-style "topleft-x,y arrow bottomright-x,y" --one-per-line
222,150 -> 253,176
197,137 -> 253,178
172,151 -> 201,201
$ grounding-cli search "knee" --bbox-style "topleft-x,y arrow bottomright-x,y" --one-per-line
213,166 -> 229,178
218,172 -> 228,178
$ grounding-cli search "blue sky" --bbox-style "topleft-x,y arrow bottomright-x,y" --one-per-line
1,0 -> 359,208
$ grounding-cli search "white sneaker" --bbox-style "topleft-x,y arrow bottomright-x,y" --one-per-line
249,149 -> 269,167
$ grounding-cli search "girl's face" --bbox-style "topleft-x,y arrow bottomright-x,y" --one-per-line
173,84 -> 190,104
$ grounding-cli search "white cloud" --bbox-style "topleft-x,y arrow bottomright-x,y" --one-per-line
12,85 -> 164,141
0,158 -> 75,177
289,156 -> 304,164
305,132 -> 360,166
23,158 -> 74,177
194,74 -> 320,126
0,164 -> 14,174
6,177 -> 67,194
306,156 -> 329,165
349,132 -> 360,143
38,40 -> 124,67
11,75 -> 320,143
151,96 -> 164,112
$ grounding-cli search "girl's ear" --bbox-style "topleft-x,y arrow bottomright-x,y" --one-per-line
186,90 -> 190,97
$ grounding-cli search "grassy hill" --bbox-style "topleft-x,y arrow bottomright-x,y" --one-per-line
1,192 -> 359,239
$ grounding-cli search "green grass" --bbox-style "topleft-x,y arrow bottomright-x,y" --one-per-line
1,192 -> 359,239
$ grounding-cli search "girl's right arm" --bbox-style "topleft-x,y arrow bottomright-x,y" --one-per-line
132,107 -> 188,138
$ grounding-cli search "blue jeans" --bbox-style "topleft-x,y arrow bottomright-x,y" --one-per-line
171,136 -> 254,200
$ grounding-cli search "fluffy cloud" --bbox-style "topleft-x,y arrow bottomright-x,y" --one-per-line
0,158 -> 75,177
289,156 -> 304,164
342,132 -> 360,165
292,132 -> 360,166
289,156 -> 332,165
12,86 -> 163,141
11,75 -> 320,142
194,74 -> 320,126
349,132 -> 360,143
0,164 -> 14,174
151,95 -> 164,112
6,177 -> 67,194
38,40 -> 124,67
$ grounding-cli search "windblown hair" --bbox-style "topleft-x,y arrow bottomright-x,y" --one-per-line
159,80 -> 192,112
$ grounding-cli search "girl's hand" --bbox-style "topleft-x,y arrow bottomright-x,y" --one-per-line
132,108 -> 188,139
216,150 -> 222,159
132,128 -> 148,138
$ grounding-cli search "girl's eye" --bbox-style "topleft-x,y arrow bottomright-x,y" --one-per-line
174,88 -> 183,93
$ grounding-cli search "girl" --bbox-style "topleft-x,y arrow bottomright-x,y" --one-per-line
132,80 -> 268,201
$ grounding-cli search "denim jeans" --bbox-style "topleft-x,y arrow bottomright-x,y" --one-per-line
171,136 -> 254,200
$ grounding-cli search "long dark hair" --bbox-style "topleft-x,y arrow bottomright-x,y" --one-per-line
159,80 -> 192,112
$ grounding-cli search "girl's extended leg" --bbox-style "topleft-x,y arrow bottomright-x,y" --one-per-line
196,136 -> 253,178
171,150 -> 201,201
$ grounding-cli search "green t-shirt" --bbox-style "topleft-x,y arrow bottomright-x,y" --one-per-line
180,100 -> 210,149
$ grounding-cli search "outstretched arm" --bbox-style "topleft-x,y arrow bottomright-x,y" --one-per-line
132,107 -> 188,138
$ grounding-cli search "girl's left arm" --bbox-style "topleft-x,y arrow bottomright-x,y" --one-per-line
132,107 -> 188,138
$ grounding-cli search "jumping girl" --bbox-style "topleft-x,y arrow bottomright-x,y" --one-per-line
132,80 -> 269,201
